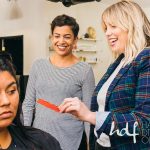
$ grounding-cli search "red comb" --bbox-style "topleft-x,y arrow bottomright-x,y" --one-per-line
37,99 -> 60,112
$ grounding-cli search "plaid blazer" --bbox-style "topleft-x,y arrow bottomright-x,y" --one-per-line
89,49 -> 150,150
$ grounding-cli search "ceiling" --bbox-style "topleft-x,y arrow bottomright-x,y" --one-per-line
100,0 -> 150,8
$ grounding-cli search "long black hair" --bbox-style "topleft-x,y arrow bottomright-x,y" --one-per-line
0,52 -> 44,149
0,52 -> 22,126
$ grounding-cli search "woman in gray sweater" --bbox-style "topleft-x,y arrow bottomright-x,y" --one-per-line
22,14 -> 95,150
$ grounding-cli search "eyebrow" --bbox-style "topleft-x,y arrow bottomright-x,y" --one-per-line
53,33 -> 71,36
6,82 -> 17,90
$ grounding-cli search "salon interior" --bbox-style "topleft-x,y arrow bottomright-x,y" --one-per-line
0,0 -> 150,101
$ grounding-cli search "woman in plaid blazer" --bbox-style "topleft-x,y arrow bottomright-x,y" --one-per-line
59,1 -> 150,150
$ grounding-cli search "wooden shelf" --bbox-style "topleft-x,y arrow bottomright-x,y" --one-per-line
75,49 -> 97,52
86,61 -> 97,64
79,38 -> 97,42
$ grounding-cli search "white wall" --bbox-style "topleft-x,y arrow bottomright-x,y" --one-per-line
0,0 -> 149,84
0,0 -> 47,75
43,1 -> 112,84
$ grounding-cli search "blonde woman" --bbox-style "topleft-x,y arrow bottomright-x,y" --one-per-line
59,1 -> 150,150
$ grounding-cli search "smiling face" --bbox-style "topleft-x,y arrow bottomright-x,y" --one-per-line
51,25 -> 77,57
0,71 -> 19,129
104,22 -> 128,54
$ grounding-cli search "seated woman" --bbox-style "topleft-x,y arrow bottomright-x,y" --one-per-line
0,52 -> 62,150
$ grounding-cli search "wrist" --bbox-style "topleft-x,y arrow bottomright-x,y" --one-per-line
85,111 -> 96,125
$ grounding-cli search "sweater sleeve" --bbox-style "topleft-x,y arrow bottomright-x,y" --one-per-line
82,66 -> 95,108
82,65 -> 95,142
22,61 -> 38,126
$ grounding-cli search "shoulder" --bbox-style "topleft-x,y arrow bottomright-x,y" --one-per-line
76,61 -> 93,72
78,61 -> 90,66
30,58 -> 48,71
32,58 -> 48,66
68,61 -> 93,75
24,126 -> 61,149
9,125 -> 62,150
136,48 -> 150,60
134,48 -> 150,62
133,48 -> 150,70
8,125 -> 61,150
78,62 -> 94,77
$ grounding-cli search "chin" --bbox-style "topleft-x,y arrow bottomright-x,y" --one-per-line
0,118 -> 14,128
111,47 -> 120,53
58,53 -> 67,56
58,51 -> 70,56
111,48 -> 117,53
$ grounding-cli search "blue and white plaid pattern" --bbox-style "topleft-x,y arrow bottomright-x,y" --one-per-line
90,49 -> 150,150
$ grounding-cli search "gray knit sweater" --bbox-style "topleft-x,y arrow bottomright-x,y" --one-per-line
22,58 -> 95,150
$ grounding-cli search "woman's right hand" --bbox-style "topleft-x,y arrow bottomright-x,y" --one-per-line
59,97 -> 96,125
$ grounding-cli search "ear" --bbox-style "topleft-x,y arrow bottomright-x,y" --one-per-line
49,35 -> 54,51
49,35 -> 53,41
73,37 -> 78,49
74,37 -> 78,44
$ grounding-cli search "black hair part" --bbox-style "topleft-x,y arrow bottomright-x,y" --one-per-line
51,14 -> 79,37
0,52 -> 17,84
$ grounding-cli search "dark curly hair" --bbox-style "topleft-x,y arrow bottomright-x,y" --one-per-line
51,14 -> 79,37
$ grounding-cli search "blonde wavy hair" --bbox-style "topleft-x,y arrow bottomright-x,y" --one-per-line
102,0 -> 150,64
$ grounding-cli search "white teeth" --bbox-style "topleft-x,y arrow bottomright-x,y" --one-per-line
109,39 -> 117,44
109,39 -> 116,42
108,39 -> 117,46
58,46 -> 66,49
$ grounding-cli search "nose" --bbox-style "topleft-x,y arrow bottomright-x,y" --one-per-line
59,36 -> 65,43
0,92 -> 10,106
105,27 -> 112,36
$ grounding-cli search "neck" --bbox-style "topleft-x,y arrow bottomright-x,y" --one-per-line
50,53 -> 79,68
0,128 -> 11,149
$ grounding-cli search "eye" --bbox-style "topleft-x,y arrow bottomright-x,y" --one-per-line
103,27 -> 107,32
64,36 -> 71,40
6,85 -> 18,95
54,35 -> 60,39
7,89 -> 17,95
111,24 -> 116,28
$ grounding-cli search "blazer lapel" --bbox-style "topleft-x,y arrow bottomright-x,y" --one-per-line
91,54 -> 124,111
105,63 -> 131,110
98,54 -> 124,89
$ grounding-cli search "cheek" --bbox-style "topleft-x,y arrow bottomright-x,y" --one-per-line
51,38 -> 58,45
121,35 -> 127,46
51,40 -> 56,45
68,40 -> 76,47
12,94 -> 19,114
